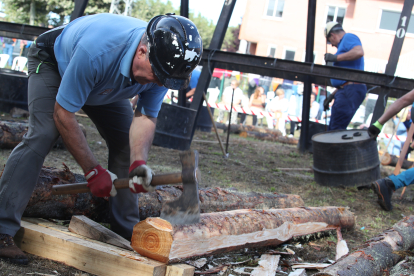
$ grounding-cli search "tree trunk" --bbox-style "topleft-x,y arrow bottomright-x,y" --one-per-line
314,215 -> 414,276
131,207 -> 355,263
29,0 -> 36,26
0,121 -> 86,149
215,122 -> 282,136
380,152 -> 413,169
24,167 -> 305,221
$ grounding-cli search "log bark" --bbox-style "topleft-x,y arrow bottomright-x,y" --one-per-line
131,207 -> 355,263
380,152 -> 413,169
0,120 -> 28,149
24,167 -> 305,221
0,120 -> 86,149
215,122 -> 282,136
314,215 -> 414,276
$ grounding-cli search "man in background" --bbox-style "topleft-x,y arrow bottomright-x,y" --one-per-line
323,22 -> 367,130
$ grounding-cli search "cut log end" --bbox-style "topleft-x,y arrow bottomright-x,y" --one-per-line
131,217 -> 173,263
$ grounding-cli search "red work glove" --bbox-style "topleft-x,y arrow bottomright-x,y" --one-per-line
85,165 -> 117,197
128,160 -> 155,193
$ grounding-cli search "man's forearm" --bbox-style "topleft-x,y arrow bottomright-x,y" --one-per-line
378,89 -> 414,125
337,45 -> 364,62
53,102 -> 98,173
129,110 -> 157,163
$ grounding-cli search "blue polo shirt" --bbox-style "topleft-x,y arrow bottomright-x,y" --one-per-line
331,33 -> 364,88
54,13 -> 167,117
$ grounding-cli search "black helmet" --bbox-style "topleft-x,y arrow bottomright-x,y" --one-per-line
146,13 -> 203,90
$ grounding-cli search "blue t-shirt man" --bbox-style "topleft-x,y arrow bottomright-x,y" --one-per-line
54,13 -> 168,117
330,33 -> 364,87
324,23 -> 367,130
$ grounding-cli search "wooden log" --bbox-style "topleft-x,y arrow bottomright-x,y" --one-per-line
14,220 -> 166,276
0,120 -> 28,148
0,120 -> 86,149
131,207 -> 355,263
380,152 -> 413,169
24,167 -> 305,221
314,215 -> 414,276
10,107 -> 30,118
23,165 -> 111,222
240,131 -> 299,145
215,122 -> 282,136
68,215 -> 133,251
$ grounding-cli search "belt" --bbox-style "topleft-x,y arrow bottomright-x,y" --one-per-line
35,25 -> 66,64
340,81 -> 361,88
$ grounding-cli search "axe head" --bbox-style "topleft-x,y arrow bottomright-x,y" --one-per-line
160,150 -> 201,225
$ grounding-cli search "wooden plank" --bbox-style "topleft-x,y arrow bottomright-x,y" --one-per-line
165,264 -> 195,276
68,215 -> 133,251
15,221 -> 166,276
250,254 -> 280,276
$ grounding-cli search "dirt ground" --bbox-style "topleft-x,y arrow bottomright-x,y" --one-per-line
1,113 -> 414,276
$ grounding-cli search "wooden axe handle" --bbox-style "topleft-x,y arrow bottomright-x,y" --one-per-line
51,172 -> 183,195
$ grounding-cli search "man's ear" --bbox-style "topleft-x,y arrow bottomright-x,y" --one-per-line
137,44 -> 148,58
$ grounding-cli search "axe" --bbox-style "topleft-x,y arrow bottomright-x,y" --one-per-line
51,150 -> 201,225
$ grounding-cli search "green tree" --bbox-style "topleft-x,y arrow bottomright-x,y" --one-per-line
2,0 -> 48,25
188,12 -> 215,49
1,0 -> 111,26
222,25 -> 240,52
131,0 -> 176,22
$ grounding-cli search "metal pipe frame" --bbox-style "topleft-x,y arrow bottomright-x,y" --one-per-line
178,0 -> 190,107
371,0 -> 414,124
0,22 -> 50,41
189,0 -> 237,145
199,49 -> 414,97
299,0 -> 317,152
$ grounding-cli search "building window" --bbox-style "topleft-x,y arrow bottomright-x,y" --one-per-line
268,45 -> 277,57
284,49 -> 296,61
379,10 -> 414,34
326,6 -> 346,24
266,0 -> 285,18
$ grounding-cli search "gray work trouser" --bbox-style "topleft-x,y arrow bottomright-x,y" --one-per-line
0,45 -> 139,239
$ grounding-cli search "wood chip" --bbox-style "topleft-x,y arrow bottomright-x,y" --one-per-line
286,248 -> 295,255
291,263 -> 331,269
265,250 -> 294,255
195,264 -> 227,274
250,254 -> 280,276
187,257 -> 208,268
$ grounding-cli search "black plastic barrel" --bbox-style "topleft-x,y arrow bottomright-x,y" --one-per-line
0,69 -> 28,113
152,103 -> 197,150
196,106 -> 214,132
312,129 -> 380,187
